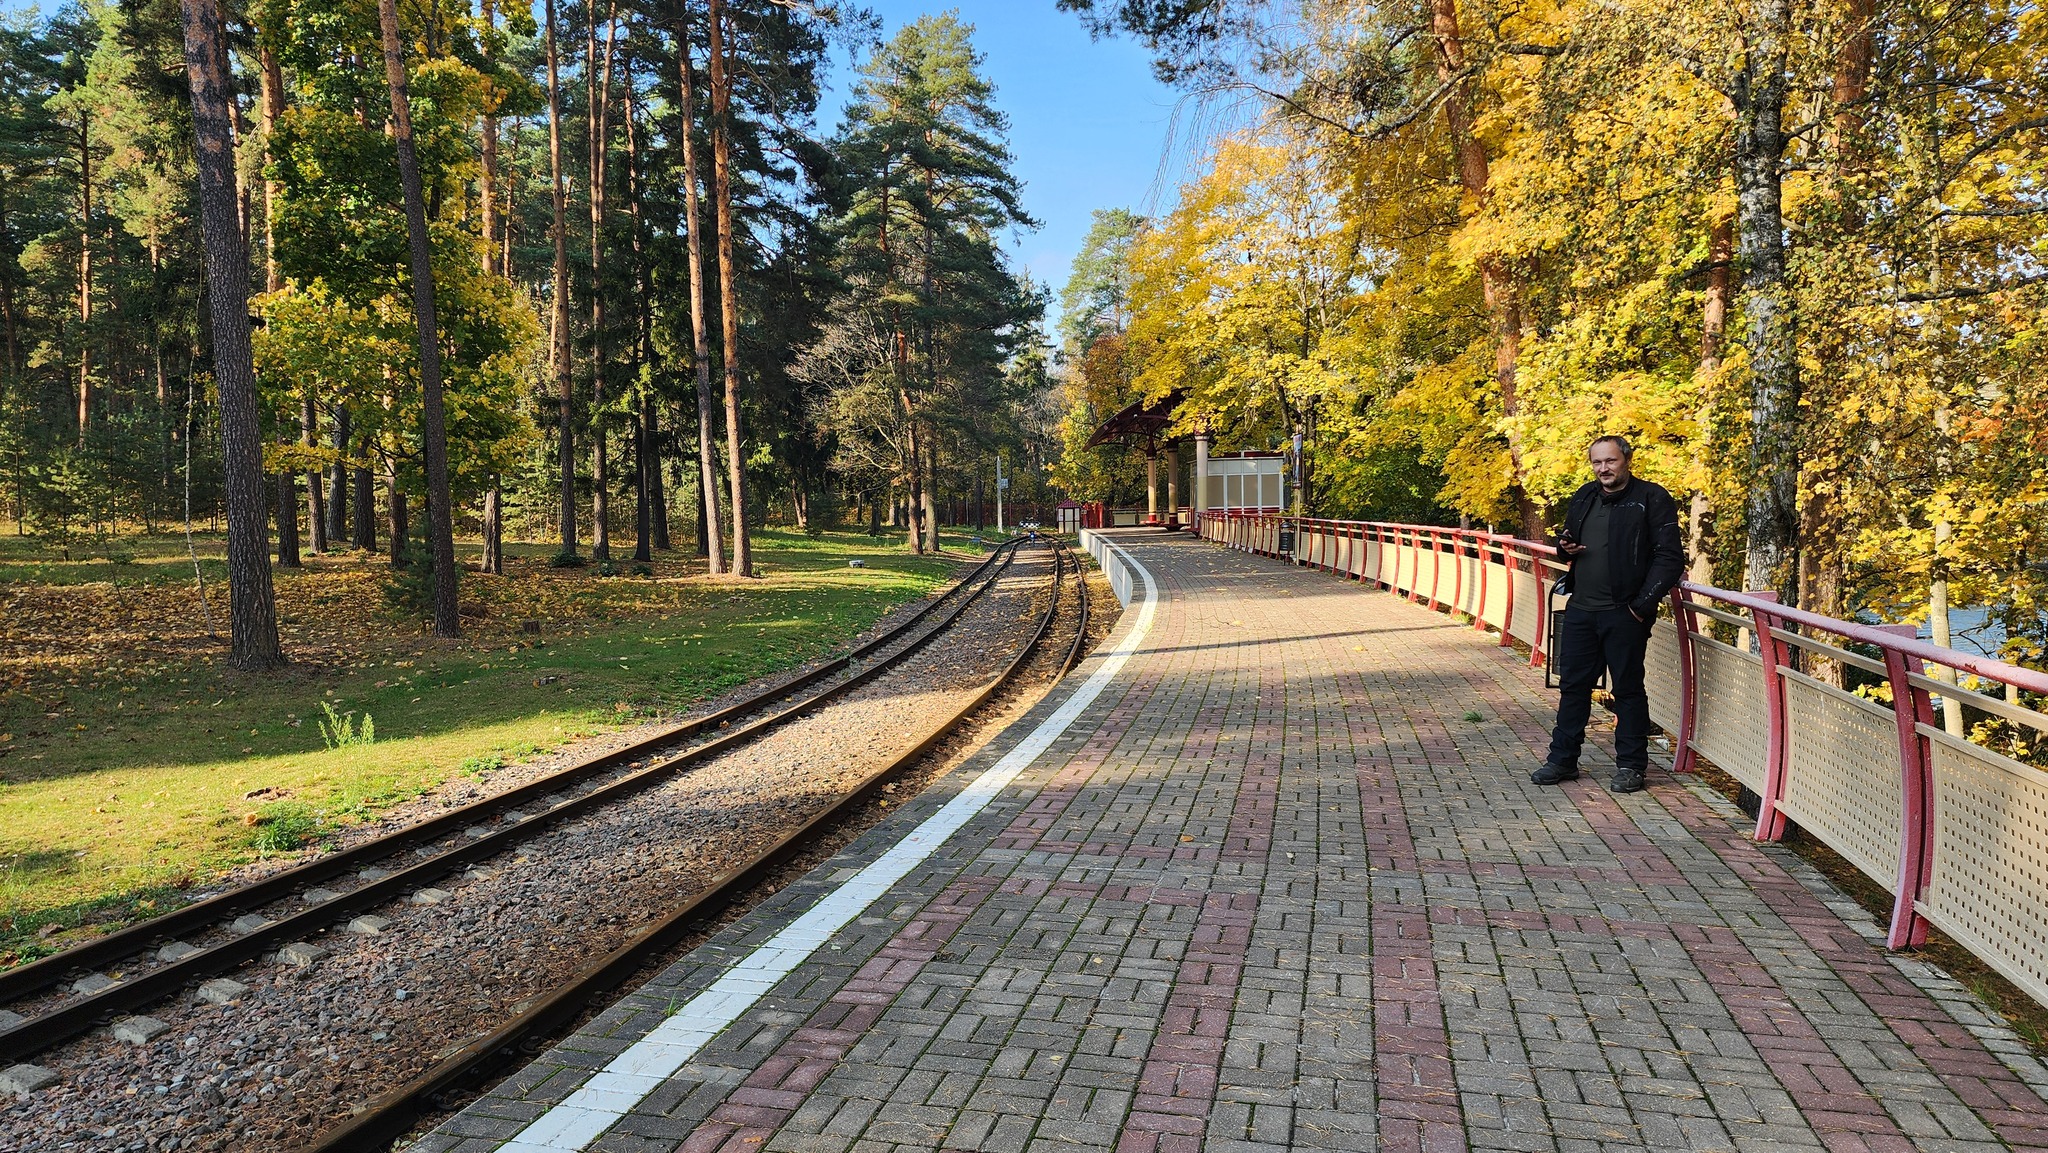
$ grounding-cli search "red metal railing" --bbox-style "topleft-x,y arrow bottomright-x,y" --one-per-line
1195,511 -> 2048,996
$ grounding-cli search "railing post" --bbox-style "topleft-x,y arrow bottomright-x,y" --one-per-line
1529,548 -> 1549,669
1427,530 -> 1445,611
1474,537 -> 1490,634
1451,532 -> 1467,618
1877,623 -> 1935,950
1748,592 -> 1791,843
1500,543 -> 1518,648
1406,529 -> 1422,603
1669,587 -> 1700,774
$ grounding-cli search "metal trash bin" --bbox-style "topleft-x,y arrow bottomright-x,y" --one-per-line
1544,581 -> 1607,692
1278,529 -> 1296,556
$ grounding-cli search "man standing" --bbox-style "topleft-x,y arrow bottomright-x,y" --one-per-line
1532,435 -> 1686,793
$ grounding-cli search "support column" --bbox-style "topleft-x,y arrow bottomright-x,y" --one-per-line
1146,446 -> 1159,522
1193,433 -> 1211,516
1165,445 -> 1180,524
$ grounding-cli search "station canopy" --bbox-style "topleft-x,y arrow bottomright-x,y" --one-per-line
1083,390 -> 1186,450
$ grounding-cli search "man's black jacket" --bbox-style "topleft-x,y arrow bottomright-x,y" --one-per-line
1555,477 -> 1686,619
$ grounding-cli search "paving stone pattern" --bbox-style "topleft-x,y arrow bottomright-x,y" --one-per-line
415,533 -> 2048,1153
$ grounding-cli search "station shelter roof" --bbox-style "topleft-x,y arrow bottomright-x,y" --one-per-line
1083,390 -> 1186,450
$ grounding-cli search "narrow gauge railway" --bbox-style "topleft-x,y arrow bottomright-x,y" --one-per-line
0,539 -> 1100,1153
0,540 -> 1025,1053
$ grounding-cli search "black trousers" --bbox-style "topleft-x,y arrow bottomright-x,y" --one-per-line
1544,603 -> 1652,773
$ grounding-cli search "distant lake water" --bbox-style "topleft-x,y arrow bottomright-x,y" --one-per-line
1922,606 -> 2009,658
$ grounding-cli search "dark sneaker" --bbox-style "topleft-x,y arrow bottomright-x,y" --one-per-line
1530,762 -> 1580,785
1611,769 -> 1646,793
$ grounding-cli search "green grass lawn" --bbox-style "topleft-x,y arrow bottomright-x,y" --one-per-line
0,528 -> 967,965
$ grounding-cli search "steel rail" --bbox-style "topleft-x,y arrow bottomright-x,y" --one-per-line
1061,540 -> 1090,674
298,540 -> 1085,1153
0,541 -> 1027,1061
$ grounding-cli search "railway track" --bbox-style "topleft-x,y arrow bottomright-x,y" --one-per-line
304,537 -> 1091,1152
0,540 -> 1030,1063
0,537 -> 1104,1153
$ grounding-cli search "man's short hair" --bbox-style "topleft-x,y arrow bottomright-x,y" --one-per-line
1589,434 -> 1634,458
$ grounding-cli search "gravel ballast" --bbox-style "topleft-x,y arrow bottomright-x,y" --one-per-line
0,545 -> 1108,1153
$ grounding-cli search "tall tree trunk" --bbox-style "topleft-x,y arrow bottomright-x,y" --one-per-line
1791,0 -> 1879,637
921,432 -> 939,553
648,403 -> 669,551
259,45 -> 284,293
261,47 -> 301,566
1432,0 -> 1540,537
546,0 -> 577,560
388,480 -> 407,565
353,451 -> 377,553
180,0 -> 284,669
276,472 -> 300,565
77,124 -> 92,446
1829,0 -> 1876,159
329,406 -> 350,544
479,0 -> 499,276
483,481 -> 504,574
587,4 -> 618,563
625,64 -> 657,563
695,471 -> 709,556
0,183 -> 18,374
1734,0 -> 1798,602
708,0 -> 751,576
378,0 -> 460,635
305,392 -> 325,554
675,16 -> 724,574
901,411 -> 924,553
1688,215 -> 1732,584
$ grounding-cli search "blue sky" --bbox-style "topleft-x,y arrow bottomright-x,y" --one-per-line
818,2 -> 1190,317
0,0 -> 1186,322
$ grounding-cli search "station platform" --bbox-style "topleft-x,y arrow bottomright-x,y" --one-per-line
416,531 -> 2048,1153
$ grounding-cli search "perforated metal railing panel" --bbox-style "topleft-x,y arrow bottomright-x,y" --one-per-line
1480,561 -> 1509,634
1395,543 -> 1418,597
1922,729 -> 2048,1009
1691,639 -> 1769,793
1645,625 -> 1683,733
1507,569 -> 1541,648
1776,670 -> 1902,889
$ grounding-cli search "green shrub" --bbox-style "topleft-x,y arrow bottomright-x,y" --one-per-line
317,701 -> 375,749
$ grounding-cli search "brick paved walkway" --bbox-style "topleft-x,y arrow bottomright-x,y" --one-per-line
416,531 -> 2048,1153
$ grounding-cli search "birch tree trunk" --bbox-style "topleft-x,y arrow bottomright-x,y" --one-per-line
1689,215 -> 1732,583
1735,0 -> 1799,602
483,482 -> 504,575
179,0 -> 284,669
